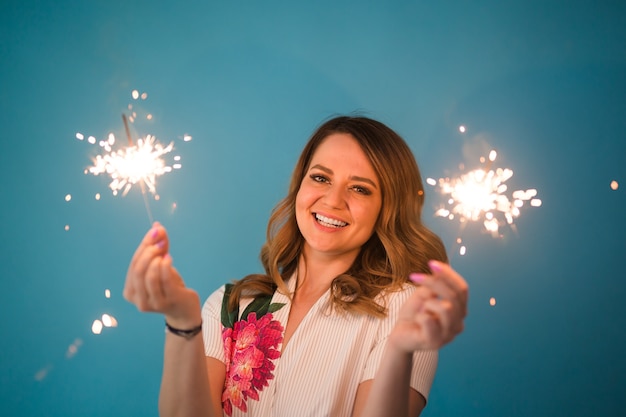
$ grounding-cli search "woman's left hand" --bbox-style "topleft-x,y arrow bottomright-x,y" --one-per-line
390,260 -> 469,352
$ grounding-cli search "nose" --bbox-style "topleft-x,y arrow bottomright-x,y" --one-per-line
322,184 -> 346,208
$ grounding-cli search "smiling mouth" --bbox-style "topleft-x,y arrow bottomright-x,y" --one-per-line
315,213 -> 348,228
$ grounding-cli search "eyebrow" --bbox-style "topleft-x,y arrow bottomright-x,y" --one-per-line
310,164 -> 378,189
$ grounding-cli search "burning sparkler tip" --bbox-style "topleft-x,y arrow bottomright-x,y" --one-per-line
430,149 -> 540,237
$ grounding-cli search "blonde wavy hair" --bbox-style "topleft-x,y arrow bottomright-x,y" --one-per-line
228,116 -> 447,317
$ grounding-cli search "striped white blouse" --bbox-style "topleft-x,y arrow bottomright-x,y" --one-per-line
202,276 -> 438,417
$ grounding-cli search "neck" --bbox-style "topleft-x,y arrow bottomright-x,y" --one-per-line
296,248 -> 358,297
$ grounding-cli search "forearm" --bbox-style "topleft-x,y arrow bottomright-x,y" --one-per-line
360,344 -> 415,417
159,331 -> 218,417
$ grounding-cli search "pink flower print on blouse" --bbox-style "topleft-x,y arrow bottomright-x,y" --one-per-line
222,311 -> 284,416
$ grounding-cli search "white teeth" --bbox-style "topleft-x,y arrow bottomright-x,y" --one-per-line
315,213 -> 347,228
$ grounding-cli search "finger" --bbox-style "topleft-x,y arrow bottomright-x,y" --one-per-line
414,261 -> 469,318
409,273 -> 462,327
421,298 -> 464,339
414,311 -> 445,348
400,284 -> 434,319
131,255 -> 159,311
130,237 -> 168,292
409,272 -> 456,303
429,261 -> 469,307
129,222 -> 167,270
145,256 -> 166,309
160,254 -> 184,294
129,222 -> 160,268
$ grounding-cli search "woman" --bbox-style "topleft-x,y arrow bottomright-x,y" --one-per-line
124,116 -> 468,417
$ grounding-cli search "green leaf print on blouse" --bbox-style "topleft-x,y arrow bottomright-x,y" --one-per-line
220,284 -> 286,416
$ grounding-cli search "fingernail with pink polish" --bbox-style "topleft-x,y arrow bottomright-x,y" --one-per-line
156,240 -> 166,249
428,260 -> 442,273
151,228 -> 159,239
409,273 -> 425,283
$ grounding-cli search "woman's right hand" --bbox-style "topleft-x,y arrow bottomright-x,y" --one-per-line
123,222 -> 201,329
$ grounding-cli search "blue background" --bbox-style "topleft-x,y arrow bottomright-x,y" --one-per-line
1,1 -> 625,416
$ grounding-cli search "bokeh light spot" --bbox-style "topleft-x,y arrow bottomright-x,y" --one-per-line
92,319 -> 103,334
102,314 -> 115,327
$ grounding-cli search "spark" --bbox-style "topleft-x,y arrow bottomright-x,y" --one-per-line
611,180 -> 619,190
65,338 -> 83,359
428,149 -> 541,238
93,292 -> 118,334
34,365 -> 53,381
92,320 -> 103,334
86,134 -> 177,197
102,314 -> 118,328
75,90 -> 188,218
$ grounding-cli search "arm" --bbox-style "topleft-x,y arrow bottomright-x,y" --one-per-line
124,223 -> 224,417
158,325 -> 224,417
353,260 -> 468,417
352,357 -> 426,417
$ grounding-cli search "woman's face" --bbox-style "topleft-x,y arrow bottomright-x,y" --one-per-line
295,133 -> 382,261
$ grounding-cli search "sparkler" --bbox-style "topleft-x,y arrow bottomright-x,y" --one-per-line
86,117 -> 176,197
50,91 -> 185,381
427,149 -> 541,242
75,90 -> 189,223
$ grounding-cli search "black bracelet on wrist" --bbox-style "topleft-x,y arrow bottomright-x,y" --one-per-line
164,321 -> 202,340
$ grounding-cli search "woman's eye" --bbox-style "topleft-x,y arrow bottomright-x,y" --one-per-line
352,185 -> 371,195
310,174 -> 328,183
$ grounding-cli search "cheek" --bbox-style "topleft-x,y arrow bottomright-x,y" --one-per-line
295,189 -> 305,211
295,189 -> 309,224
295,185 -> 317,210
360,201 -> 382,230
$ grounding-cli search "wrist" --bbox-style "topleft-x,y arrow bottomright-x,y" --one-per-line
165,320 -> 203,340
387,324 -> 422,356
164,292 -> 202,329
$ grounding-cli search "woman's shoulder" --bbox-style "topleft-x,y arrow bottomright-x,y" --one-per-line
379,282 -> 416,312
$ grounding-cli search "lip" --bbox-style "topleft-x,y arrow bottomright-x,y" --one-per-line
312,212 -> 349,231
